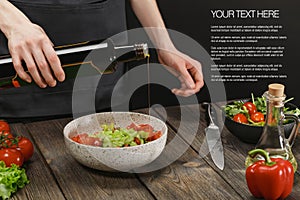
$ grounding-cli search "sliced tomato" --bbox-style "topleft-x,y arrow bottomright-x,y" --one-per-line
127,123 -> 140,131
147,131 -> 162,141
83,137 -> 102,146
71,133 -> 88,143
71,133 -> 101,146
134,137 -> 141,145
137,124 -> 154,133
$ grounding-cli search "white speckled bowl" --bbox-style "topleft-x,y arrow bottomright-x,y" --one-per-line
63,112 -> 167,172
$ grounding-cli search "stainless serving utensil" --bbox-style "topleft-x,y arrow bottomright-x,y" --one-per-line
204,102 -> 224,170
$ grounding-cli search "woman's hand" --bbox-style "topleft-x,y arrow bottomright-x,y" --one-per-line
0,0 -> 64,88
130,0 -> 204,97
157,49 -> 204,97
7,22 -> 64,88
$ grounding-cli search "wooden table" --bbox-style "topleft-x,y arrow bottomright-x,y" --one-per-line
9,104 -> 300,200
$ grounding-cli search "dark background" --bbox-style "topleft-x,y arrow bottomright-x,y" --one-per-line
126,0 -> 299,108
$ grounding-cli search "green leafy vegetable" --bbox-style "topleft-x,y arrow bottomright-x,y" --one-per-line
92,124 -> 149,148
224,93 -> 299,126
0,161 -> 29,199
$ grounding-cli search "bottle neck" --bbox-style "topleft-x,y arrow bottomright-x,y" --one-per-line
112,43 -> 149,63
264,91 -> 286,126
265,100 -> 284,127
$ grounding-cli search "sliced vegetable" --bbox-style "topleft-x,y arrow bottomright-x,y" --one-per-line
146,131 -> 162,142
71,133 -> 102,147
71,123 -> 161,148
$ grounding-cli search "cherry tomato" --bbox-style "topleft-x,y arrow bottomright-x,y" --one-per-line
0,148 -> 24,167
0,130 -> 13,137
0,131 -> 14,148
0,120 -> 10,132
250,112 -> 265,123
243,102 -> 257,115
233,113 -> 248,124
15,136 -> 34,161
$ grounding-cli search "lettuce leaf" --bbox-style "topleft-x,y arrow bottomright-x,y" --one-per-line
0,161 -> 29,199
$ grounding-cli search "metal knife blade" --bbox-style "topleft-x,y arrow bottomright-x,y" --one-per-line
205,103 -> 224,170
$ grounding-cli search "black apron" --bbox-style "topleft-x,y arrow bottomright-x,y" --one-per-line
0,0 -> 128,119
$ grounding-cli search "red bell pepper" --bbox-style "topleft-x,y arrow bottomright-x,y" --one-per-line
246,149 -> 294,200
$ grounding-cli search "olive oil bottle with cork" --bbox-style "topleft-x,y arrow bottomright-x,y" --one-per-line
245,83 -> 299,172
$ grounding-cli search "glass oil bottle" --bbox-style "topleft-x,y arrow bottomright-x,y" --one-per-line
245,83 -> 299,172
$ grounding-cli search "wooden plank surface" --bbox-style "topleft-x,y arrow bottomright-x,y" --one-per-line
10,123 -> 65,200
8,104 -> 299,199
153,104 -> 300,200
24,118 -> 154,200
136,108 -> 242,200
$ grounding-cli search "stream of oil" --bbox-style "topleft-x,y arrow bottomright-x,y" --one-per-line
146,54 -> 151,115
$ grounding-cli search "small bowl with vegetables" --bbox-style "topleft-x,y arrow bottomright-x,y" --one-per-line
223,94 -> 299,144
63,112 -> 167,172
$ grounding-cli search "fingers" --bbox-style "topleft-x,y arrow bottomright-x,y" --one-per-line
22,51 -> 47,88
11,55 -> 32,83
11,43 -> 62,88
7,23 -> 63,88
32,48 -> 57,87
177,61 -> 195,89
172,88 -> 196,97
171,60 -> 204,97
42,41 -> 65,82
190,65 -> 204,92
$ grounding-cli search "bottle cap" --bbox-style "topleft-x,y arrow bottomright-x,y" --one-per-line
268,83 -> 285,97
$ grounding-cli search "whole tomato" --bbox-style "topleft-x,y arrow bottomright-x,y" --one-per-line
233,113 -> 248,124
0,120 -> 10,132
251,112 -> 265,123
0,148 -> 24,167
243,102 -> 257,115
15,136 -> 34,161
0,130 -> 13,138
0,130 -> 14,148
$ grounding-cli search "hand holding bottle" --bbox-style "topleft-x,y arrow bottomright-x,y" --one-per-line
0,0 -> 64,88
